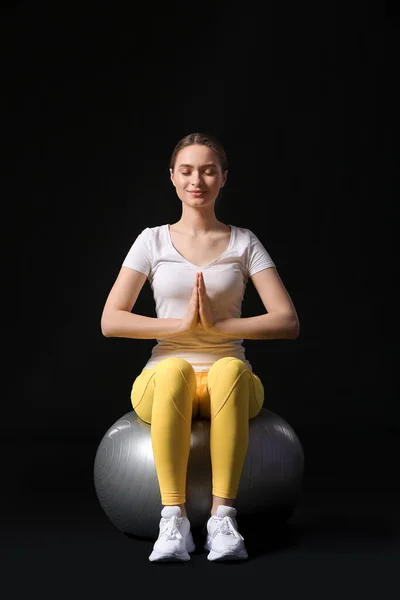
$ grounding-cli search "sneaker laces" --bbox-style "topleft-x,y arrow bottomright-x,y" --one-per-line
160,516 -> 183,541
212,516 -> 244,541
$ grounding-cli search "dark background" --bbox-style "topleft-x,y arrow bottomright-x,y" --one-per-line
3,0 -> 398,596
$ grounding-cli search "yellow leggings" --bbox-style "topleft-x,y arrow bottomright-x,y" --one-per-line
130,356 -> 264,505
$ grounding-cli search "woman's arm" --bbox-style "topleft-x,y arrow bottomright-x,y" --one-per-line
211,267 -> 300,340
100,267 -> 182,340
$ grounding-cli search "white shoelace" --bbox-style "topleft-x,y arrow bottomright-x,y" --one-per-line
211,516 -> 244,541
161,516 -> 183,541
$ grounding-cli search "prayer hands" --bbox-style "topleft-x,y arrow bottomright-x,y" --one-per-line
177,272 -> 217,335
197,272 -> 216,331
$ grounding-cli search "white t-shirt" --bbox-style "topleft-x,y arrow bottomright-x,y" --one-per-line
122,224 -> 275,372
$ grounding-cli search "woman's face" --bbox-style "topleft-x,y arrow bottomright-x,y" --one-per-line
170,144 -> 227,207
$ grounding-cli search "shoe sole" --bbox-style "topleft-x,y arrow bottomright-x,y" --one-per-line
204,539 -> 248,562
149,533 -> 196,562
206,549 -> 248,561
149,550 -> 191,562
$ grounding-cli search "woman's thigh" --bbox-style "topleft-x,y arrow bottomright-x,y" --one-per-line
197,357 -> 264,420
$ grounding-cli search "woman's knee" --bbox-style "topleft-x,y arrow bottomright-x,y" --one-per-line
207,357 -> 254,400
208,357 -> 249,381
155,357 -> 195,376
154,357 -> 197,395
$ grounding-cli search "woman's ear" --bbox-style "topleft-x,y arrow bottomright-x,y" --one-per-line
170,168 -> 176,187
221,170 -> 228,187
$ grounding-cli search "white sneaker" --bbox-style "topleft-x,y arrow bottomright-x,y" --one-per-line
149,506 -> 196,562
204,506 -> 248,561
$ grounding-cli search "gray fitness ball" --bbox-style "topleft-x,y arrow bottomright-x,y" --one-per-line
93,408 -> 304,539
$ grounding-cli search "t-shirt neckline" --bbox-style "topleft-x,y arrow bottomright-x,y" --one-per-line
165,223 -> 234,269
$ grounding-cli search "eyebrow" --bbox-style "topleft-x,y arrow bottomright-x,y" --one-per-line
177,163 -> 218,169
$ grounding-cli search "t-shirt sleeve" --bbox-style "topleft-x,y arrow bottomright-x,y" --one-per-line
248,229 -> 276,276
121,228 -> 152,277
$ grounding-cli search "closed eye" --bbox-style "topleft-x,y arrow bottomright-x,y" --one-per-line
180,171 -> 216,176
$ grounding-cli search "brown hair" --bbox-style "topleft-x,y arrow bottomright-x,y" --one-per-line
169,132 -> 228,172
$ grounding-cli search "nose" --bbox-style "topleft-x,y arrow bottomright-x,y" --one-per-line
191,172 -> 201,186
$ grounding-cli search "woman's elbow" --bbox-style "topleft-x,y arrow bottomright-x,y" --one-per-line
101,323 -> 110,337
283,312 -> 300,339
291,316 -> 300,339
100,312 -> 113,337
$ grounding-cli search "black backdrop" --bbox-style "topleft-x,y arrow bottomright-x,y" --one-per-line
2,0 -> 398,593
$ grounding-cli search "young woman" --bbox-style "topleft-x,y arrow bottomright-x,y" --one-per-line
100,132 -> 300,562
